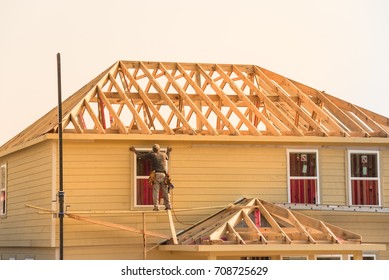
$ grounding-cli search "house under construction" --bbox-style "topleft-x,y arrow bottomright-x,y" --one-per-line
0,61 -> 388,260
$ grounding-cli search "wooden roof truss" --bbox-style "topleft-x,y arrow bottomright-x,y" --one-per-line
172,198 -> 361,246
2,60 -> 389,151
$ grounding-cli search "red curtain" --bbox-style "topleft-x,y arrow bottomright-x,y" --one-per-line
351,179 -> 378,205
290,179 -> 317,204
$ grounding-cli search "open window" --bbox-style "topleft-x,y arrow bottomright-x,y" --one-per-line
0,163 -> 7,217
287,150 -> 319,204
133,149 -> 166,207
348,151 -> 380,206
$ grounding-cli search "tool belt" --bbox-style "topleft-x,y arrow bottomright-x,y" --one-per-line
148,170 -> 156,184
148,170 -> 175,192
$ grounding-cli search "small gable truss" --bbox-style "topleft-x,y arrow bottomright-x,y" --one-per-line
174,198 -> 361,246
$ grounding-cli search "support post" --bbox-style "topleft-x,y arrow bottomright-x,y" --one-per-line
143,212 -> 146,260
57,53 -> 65,260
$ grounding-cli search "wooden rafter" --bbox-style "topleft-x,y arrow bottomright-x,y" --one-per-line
2,60 -> 389,152
171,198 -> 362,246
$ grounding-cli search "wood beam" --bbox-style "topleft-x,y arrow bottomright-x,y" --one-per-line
159,63 -> 218,135
108,73 -> 151,134
197,64 -> 261,136
176,63 -> 240,135
119,61 -> 175,134
215,65 -> 281,136
96,86 -> 127,134
139,62 -> 197,135
233,66 -> 303,136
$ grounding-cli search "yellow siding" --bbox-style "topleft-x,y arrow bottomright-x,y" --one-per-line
302,210 -> 389,260
381,149 -> 389,207
319,148 -> 347,205
0,141 -> 54,249
2,137 -> 389,259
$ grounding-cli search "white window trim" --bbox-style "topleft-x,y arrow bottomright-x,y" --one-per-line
348,254 -> 376,260
287,149 -> 320,204
132,147 -> 168,208
0,163 -> 7,217
347,150 -> 381,206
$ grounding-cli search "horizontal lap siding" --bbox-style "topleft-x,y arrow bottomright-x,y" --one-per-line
43,140 -> 389,259
0,141 -> 53,248
171,145 -> 287,207
302,210 -> 389,260
319,149 -> 347,205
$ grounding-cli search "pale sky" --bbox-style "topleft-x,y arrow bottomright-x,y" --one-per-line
1,0 -> 388,146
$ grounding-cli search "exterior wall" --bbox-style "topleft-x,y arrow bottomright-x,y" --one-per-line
302,211 -> 389,260
0,141 -> 55,259
1,137 -> 388,259
60,139 -> 389,260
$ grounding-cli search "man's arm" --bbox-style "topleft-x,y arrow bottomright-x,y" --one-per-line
166,147 -> 172,160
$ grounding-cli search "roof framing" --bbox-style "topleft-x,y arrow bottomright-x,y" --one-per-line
171,198 -> 362,246
2,60 -> 389,152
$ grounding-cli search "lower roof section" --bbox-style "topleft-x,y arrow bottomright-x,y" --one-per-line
159,243 -> 386,254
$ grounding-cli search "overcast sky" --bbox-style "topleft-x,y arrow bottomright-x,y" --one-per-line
1,0 -> 388,146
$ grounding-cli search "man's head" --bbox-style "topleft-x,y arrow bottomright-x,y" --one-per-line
152,144 -> 160,152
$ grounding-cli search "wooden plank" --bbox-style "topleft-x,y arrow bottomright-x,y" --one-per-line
108,73 -> 151,134
96,86 -> 127,134
119,61 -> 174,134
253,66 -> 330,136
176,63 -> 240,135
241,211 -> 268,244
197,64 -> 261,135
139,62 -> 196,135
233,66 -> 304,136
83,99 -> 106,133
253,199 -> 291,243
227,222 -> 246,244
215,65 -> 281,136
314,90 -> 368,136
166,210 -> 178,245
66,213 -> 170,240
159,63 -> 218,135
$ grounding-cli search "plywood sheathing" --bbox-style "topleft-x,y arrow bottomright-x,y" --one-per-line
2,61 -> 389,152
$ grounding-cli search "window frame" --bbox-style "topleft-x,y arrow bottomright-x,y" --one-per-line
132,147 -> 168,208
287,149 -> 320,204
0,163 -> 7,217
348,150 -> 381,206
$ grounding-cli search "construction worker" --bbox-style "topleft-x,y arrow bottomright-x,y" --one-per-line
130,144 -> 172,211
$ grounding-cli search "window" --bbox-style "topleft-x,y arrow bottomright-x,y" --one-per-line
282,256 -> 307,260
349,151 -> 380,206
316,255 -> 342,260
349,254 -> 376,260
133,149 -> 166,207
0,163 -> 7,216
287,150 -> 319,204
